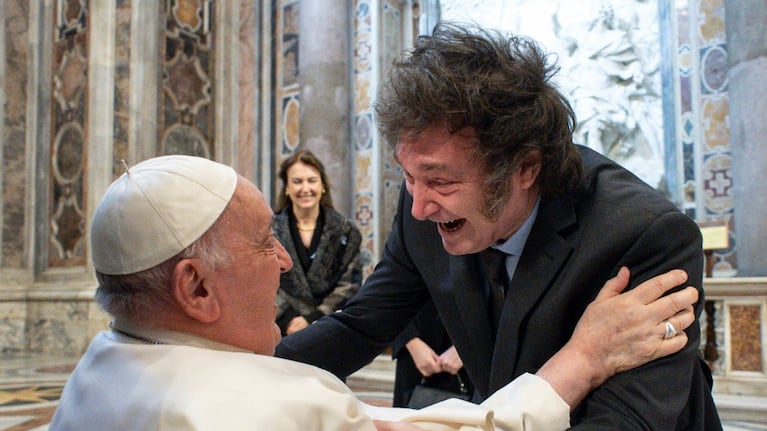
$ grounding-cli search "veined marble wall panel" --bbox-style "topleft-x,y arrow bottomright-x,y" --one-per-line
159,0 -> 214,158
2,2 -> 30,270
0,301 -> 26,352
26,299 -> 107,356
113,0 -> 131,177
49,0 -> 88,268
704,281 -> 767,396
1,137 -> 26,269
237,0 -> 258,179
727,302 -> 764,373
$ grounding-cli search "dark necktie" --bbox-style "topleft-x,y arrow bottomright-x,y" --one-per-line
481,248 -> 509,331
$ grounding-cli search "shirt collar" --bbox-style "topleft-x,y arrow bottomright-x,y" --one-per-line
491,197 -> 540,256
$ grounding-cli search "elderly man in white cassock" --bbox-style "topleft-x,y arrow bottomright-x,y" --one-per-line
50,155 -> 698,430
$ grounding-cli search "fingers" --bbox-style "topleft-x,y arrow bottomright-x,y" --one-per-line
594,266 -> 631,301
652,331 -> 689,359
415,351 -> 443,376
647,286 -> 699,321
659,305 -> 695,339
669,305 -> 696,332
648,304 -> 696,361
627,269 -> 689,304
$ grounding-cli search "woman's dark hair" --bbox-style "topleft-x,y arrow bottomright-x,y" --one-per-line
276,149 -> 334,212
374,22 -> 582,217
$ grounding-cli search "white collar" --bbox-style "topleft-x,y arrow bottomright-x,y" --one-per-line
110,319 -> 252,353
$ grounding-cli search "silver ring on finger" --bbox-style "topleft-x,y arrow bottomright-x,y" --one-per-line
663,320 -> 678,339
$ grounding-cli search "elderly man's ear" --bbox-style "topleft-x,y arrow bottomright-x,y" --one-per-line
171,259 -> 221,323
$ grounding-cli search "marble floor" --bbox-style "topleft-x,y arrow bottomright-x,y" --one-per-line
1,351 -> 765,430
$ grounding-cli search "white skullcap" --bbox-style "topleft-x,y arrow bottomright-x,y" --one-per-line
91,155 -> 238,275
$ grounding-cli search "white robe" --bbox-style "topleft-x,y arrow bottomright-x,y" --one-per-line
50,328 -> 569,430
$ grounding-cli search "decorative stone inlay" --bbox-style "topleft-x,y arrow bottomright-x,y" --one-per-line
702,153 -> 733,213
354,31 -> 373,74
163,54 -> 211,115
50,187 -> 86,260
728,304 -> 763,372
56,0 -> 87,39
702,96 -> 730,150
53,48 -> 87,112
354,114 -> 372,150
160,0 -> 213,158
50,1 -> 88,268
171,0 -> 204,32
678,44 -> 692,76
162,124 -> 210,157
281,3 -> 299,88
52,123 -> 84,183
282,96 -> 300,152
701,45 -> 728,94
698,0 -> 726,44
354,194 -> 374,234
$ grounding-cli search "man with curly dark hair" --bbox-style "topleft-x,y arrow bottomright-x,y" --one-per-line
278,22 -> 721,429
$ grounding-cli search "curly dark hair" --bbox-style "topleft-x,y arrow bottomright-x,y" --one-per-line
276,149 -> 334,212
374,22 -> 582,217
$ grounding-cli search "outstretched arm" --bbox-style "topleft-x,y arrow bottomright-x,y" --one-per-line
369,268 -> 698,431
535,267 -> 697,409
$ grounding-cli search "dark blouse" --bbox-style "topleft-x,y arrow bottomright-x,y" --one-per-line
286,206 -> 325,273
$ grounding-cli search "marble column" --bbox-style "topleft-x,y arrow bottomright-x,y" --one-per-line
129,0 -> 160,163
87,0 -> 116,242
214,1 -> 241,167
298,0 -> 352,215
726,0 -> 767,276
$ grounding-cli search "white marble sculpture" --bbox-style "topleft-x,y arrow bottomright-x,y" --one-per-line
440,0 -> 665,189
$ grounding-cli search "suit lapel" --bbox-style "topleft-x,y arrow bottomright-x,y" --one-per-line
446,254 -> 496,399
488,196 -> 576,393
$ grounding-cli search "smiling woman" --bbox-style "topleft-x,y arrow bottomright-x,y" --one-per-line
272,150 -> 364,337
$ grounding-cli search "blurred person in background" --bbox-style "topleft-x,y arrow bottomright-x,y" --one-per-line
274,150 -> 363,336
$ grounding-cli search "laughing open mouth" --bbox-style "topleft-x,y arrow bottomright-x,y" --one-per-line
439,219 -> 466,232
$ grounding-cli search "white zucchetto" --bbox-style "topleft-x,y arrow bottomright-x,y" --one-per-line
90,155 -> 237,275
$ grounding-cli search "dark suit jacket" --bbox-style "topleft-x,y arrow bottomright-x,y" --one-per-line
276,146 -> 721,429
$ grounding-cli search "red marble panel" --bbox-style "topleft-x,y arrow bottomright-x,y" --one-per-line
729,304 -> 763,372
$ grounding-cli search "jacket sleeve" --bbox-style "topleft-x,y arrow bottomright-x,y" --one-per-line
391,320 -> 422,359
570,210 -> 708,429
275,188 -> 432,378
392,300 -> 444,358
